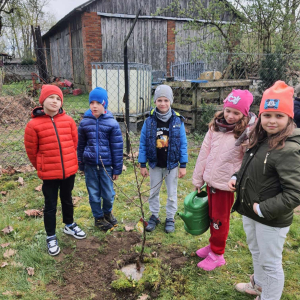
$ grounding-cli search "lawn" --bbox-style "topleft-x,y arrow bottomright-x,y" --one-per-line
0,136 -> 300,300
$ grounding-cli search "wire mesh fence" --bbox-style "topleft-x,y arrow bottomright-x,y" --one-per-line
1,49 -> 299,168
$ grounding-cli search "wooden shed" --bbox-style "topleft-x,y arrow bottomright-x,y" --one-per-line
42,0 -> 238,91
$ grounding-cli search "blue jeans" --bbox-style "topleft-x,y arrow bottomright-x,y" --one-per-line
84,164 -> 115,219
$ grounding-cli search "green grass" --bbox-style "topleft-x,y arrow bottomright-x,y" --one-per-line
63,93 -> 89,114
1,81 -> 32,96
0,137 -> 300,299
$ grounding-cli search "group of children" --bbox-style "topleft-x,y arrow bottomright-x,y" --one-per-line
24,79 -> 300,300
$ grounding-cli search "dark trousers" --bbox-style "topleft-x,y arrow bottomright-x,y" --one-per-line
42,175 -> 75,236
207,186 -> 234,255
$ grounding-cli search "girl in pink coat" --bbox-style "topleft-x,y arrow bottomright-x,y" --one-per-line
193,89 -> 255,271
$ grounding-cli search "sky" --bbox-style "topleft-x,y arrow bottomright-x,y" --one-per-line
45,0 -> 88,22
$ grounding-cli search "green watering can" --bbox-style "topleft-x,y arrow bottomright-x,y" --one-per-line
177,184 -> 210,235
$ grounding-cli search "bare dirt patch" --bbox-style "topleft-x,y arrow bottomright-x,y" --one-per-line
294,205 -> 300,215
47,231 -> 188,300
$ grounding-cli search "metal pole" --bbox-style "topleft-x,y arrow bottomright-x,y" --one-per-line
124,9 -> 141,154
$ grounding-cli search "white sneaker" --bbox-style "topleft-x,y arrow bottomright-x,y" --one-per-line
63,222 -> 86,239
46,236 -> 60,256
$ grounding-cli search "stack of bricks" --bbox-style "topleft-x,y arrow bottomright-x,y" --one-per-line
166,20 -> 175,76
82,12 -> 102,91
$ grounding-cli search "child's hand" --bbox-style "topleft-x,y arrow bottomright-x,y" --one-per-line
113,175 -> 119,180
178,168 -> 186,178
140,167 -> 149,177
194,186 -> 201,193
253,203 -> 258,215
228,179 -> 236,191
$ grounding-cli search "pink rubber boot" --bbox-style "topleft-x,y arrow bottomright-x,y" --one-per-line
196,245 -> 211,258
197,251 -> 226,271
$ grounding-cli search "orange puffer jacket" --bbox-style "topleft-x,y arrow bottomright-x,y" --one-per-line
24,107 -> 78,180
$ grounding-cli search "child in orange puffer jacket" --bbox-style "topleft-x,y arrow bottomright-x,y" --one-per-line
24,85 -> 86,256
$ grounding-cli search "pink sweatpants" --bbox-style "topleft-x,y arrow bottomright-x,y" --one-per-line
207,186 -> 234,255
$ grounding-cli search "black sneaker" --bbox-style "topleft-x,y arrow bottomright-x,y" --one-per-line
146,215 -> 160,232
95,217 -> 113,231
46,236 -> 60,256
104,212 -> 118,226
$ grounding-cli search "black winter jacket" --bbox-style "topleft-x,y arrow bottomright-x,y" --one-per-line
232,129 -> 300,227
294,97 -> 300,128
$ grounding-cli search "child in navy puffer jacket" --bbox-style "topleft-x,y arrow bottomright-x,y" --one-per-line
77,87 -> 123,231
138,85 -> 188,234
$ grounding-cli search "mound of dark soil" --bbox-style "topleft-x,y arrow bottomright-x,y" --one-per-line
47,231 -> 188,300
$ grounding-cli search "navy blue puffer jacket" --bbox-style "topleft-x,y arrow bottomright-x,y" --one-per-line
138,109 -> 188,170
77,109 -> 123,175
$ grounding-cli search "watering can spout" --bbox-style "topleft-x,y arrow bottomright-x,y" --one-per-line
177,211 -> 192,230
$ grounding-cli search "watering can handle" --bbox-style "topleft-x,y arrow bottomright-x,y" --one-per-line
193,183 -> 207,203
200,183 -> 207,191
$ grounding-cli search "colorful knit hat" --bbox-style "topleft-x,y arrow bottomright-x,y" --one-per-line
89,87 -> 108,109
259,81 -> 294,118
39,85 -> 63,105
223,89 -> 253,116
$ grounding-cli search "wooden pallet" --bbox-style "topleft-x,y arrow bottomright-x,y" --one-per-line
166,80 -> 253,113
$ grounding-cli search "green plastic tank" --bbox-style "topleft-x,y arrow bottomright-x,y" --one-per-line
178,185 -> 210,235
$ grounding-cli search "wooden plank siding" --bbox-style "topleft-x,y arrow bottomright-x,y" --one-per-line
87,0 -> 213,19
70,15 -> 85,85
101,17 -> 167,71
49,26 -> 72,80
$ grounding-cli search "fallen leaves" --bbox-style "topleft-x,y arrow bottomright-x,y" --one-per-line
1,166 -> 15,175
1,165 -> 35,176
0,191 -> 7,195
24,209 -> 43,217
1,262 -> 8,268
122,164 -> 127,171
35,184 -> 42,192
3,249 -> 17,258
1,226 -> 13,234
15,165 -> 35,173
124,225 -> 134,232
17,177 -> 24,185
26,267 -> 34,276
72,196 -> 82,206
0,242 -> 10,248
151,251 -> 158,257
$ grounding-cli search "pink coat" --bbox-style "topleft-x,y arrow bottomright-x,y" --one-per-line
192,129 -> 246,191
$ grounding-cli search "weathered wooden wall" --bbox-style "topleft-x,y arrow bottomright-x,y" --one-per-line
49,26 -> 73,80
70,15 -> 85,85
86,0 -> 226,19
101,17 -> 167,70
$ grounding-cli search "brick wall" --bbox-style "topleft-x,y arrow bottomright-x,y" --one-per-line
81,12 -> 102,91
166,20 -> 176,76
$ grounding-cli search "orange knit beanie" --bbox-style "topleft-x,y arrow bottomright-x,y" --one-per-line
259,81 -> 294,118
